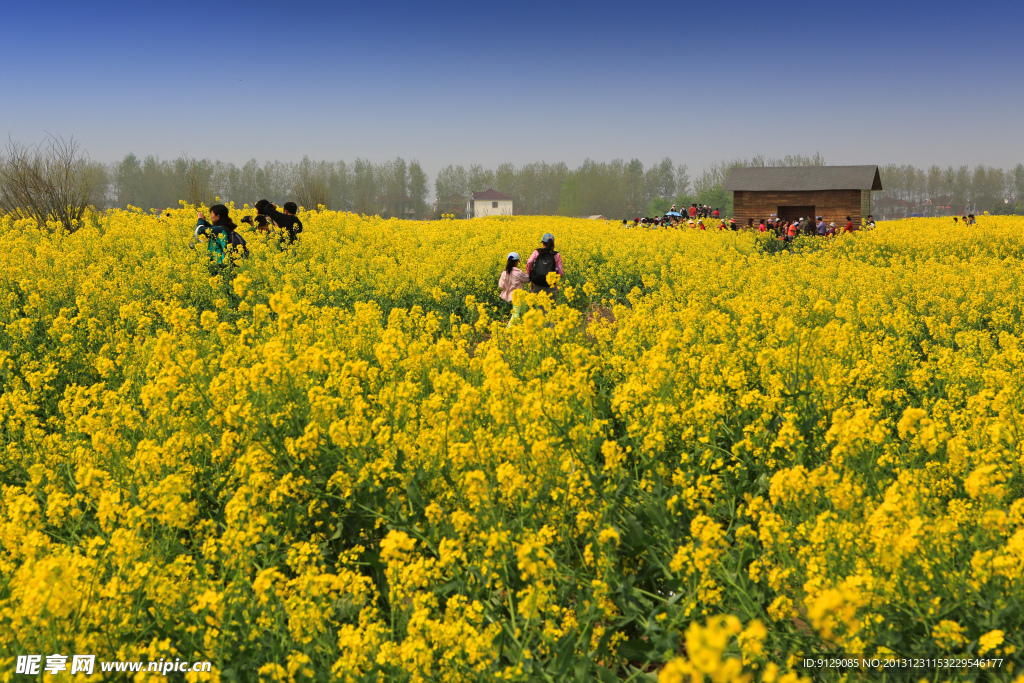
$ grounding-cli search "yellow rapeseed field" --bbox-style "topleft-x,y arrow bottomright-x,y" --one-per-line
0,208 -> 1022,682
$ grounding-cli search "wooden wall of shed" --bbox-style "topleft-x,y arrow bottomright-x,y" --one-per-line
733,190 -> 864,227
861,190 -> 871,219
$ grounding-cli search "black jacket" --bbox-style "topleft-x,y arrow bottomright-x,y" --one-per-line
264,207 -> 303,244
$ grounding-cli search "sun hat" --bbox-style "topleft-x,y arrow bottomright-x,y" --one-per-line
541,233 -> 554,243
508,252 -> 520,261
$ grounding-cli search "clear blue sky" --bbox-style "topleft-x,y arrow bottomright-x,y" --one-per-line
3,0 -> 1023,179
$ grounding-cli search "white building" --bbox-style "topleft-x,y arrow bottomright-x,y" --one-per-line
467,189 -> 513,218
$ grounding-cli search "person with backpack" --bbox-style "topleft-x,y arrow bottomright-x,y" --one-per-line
526,233 -> 564,298
195,204 -> 248,264
257,199 -> 303,244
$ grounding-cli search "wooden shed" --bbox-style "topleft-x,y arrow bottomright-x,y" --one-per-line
723,165 -> 882,227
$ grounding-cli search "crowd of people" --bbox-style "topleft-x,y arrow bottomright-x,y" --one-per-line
621,212 -> 877,240
672,203 -> 720,219
754,214 -> 876,241
192,200 -> 304,264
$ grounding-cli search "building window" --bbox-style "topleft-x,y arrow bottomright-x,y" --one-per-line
492,201 -> 498,208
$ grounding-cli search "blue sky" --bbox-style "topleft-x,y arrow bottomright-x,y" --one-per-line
2,0 -> 1022,179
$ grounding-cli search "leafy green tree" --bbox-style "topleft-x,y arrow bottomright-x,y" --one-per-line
557,175 -> 583,216
408,161 -> 428,218
115,153 -> 142,207
351,158 -> 380,215
646,197 -> 672,216
384,157 -> 408,217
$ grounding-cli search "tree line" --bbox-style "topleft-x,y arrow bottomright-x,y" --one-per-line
95,152 -> 831,219
874,163 -> 1024,218
4,136 -> 1024,233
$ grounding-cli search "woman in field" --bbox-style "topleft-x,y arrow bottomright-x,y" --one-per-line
196,205 -> 247,264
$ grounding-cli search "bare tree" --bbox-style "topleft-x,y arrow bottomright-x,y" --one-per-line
0,135 -> 100,232
175,155 -> 213,208
294,156 -> 330,210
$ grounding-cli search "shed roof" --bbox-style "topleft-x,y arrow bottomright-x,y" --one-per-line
471,188 -> 513,201
723,165 -> 882,192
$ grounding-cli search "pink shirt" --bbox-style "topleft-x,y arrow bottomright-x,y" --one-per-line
498,268 -> 530,302
525,249 -> 564,277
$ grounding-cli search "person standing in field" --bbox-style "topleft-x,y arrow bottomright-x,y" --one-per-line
257,199 -> 304,244
816,216 -> 827,236
195,204 -> 248,264
499,251 -> 530,325
844,216 -> 857,233
526,232 -> 564,299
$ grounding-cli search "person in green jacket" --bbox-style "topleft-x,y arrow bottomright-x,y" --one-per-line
194,204 -> 247,264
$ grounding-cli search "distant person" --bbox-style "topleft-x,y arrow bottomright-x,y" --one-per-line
713,207 -> 720,219
786,220 -> 798,242
866,214 -> 876,228
758,219 -> 767,232
953,216 -> 959,224
257,199 -> 304,244
816,216 -> 827,235
844,216 -> 856,233
826,222 -> 837,237
195,204 -> 248,264
689,204 -> 697,219
526,233 -> 564,298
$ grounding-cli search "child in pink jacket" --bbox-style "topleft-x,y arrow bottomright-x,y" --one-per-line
499,252 -> 530,325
